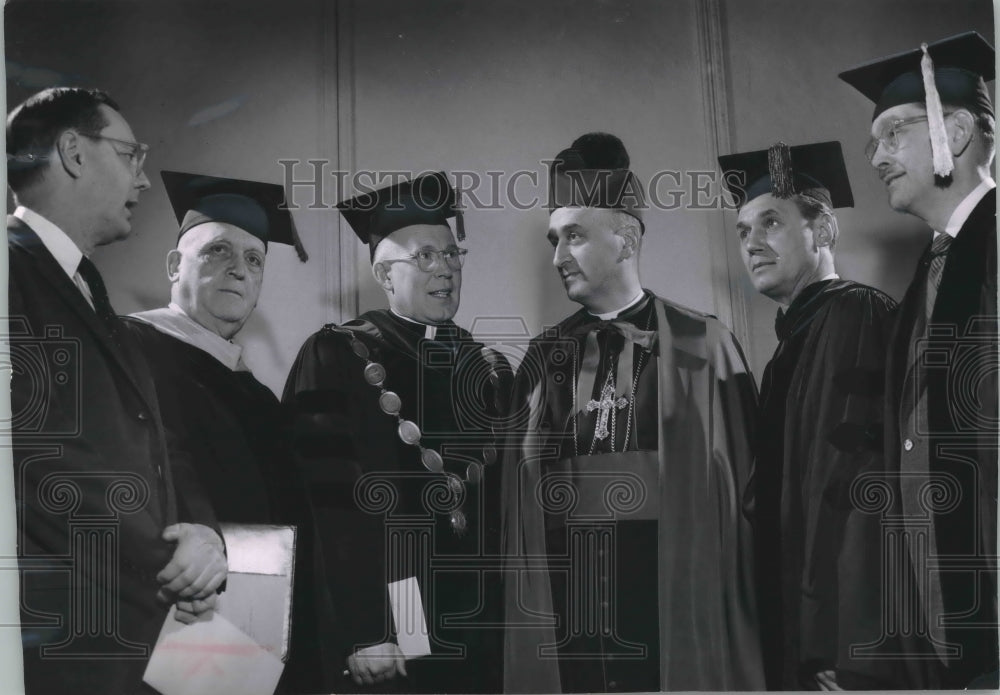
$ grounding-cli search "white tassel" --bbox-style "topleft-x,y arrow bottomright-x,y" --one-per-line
921,42 -> 954,177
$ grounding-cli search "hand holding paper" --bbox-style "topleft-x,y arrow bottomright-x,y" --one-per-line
346,642 -> 407,686
156,523 -> 227,609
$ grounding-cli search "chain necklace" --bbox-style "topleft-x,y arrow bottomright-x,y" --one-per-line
341,330 -> 500,535
571,311 -> 654,456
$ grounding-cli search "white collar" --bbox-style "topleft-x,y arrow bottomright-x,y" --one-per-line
14,206 -> 83,280
821,272 -> 840,281
129,303 -> 248,371
389,307 -> 438,339
938,177 -> 996,239
589,290 -> 646,321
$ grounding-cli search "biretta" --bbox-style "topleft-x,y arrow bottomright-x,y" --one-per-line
549,132 -> 646,232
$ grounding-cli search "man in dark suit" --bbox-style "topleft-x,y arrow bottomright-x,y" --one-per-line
841,32 -> 997,689
7,87 -> 228,694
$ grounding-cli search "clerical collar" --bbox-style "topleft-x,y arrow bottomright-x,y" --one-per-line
938,177 -> 995,239
389,307 -> 440,339
129,303 -> 248,371
588,290 -> 647,321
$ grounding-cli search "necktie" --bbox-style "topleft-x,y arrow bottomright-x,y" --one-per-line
925,233 -> 952,320
76,257 -> 120,338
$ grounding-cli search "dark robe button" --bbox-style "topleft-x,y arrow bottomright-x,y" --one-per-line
137,412 -> 149,421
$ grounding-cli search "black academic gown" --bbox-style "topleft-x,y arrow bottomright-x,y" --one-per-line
752,280 -> 897,689
121,318 -> 335,693
502,291 -> 764,693
884,189 -> 998,689
283,310 -> 512,694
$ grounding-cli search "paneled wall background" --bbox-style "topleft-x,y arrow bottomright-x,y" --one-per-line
5,0 -> 995,391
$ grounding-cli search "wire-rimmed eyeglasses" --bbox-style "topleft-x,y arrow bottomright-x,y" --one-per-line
380,247 -> 468,272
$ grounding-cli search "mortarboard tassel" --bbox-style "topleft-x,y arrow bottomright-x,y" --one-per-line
454,192 -> 466,241
767,141 -> 794,198
290,225 -> 309,262
921,42 -> 954,178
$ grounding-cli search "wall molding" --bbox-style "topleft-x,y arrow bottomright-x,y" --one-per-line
695,0 -> 753,361
331,0 -> 358,323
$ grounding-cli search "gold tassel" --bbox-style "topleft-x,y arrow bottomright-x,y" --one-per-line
455,196 -> 466,241
921,42 -> 954,177
767,141 -> 794,198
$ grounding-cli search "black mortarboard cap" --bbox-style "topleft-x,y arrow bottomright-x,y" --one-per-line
161,170 -> 307,261
337,171 -> 464,262
549,132 -> 646,232
839,31 -> 995,120
718,141 -> 854,209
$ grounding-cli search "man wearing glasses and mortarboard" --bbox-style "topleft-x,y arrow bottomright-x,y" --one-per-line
283,171 -> 510,693
840,31 -> 998,689
123,171 -> 334,693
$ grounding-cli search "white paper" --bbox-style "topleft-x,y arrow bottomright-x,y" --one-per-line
143,606 -> 285,695
388,576 -> 432,658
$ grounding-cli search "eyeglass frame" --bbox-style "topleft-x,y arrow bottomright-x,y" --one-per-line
864,112 -> 956,163
79,132 -> 149,174
379,246 -> 469,273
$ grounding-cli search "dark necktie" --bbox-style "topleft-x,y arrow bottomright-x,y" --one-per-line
925,233 -> 952,320
76,256 -> 120,338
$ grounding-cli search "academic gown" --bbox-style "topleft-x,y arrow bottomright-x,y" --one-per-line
121,317 -> 335,693
501,291 -> 764,693
283,310 -> 512,694
751,280 -> 897,689
884,189 -> 998,689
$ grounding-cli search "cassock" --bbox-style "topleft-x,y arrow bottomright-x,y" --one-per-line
122,305 -> 334,693
884,186 -> 998,689
502,291 -> 764,692
752,279 -> 897,689
283,309 -> 511,693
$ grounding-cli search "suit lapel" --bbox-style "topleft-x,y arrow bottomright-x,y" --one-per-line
9,219 -> 157,411
932,188 -> 996,330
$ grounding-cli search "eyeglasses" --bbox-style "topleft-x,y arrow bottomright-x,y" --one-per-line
381,247 -> 468,272
864,114 -> 949,162
80,133 -> 149,174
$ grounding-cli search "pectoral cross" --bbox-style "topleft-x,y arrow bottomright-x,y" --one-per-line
586,381 -> 628,441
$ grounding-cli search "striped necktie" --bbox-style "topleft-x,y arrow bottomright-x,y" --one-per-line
925,233 -> 952,320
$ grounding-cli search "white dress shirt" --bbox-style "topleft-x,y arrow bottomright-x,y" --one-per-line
937,177 -> 996,239
14,206 -> 95,309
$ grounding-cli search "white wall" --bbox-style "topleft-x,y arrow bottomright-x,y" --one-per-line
6,0 -> 995,389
